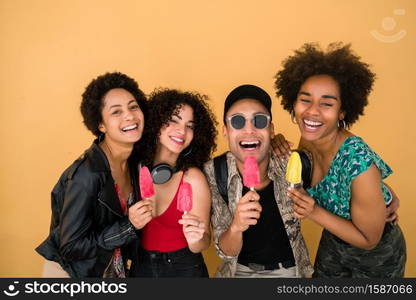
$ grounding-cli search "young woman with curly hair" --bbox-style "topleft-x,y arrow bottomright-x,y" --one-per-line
134,88 -> 217,277
274,43 -> 406,277
36,72 -> 149,277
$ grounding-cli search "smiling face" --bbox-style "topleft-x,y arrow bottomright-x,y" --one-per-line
294,75 -> 345,143
158,104 -> 194,156
98,88 -> 144,146
223,98 -> 274,168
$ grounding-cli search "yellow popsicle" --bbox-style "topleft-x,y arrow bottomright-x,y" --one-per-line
286,151 -> 302,187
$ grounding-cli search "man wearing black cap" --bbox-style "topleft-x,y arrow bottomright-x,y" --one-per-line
203,84 -> 313,277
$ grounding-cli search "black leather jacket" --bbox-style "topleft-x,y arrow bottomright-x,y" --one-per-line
36,140 -> 141,277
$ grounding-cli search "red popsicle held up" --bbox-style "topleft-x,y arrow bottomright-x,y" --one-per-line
177,181 -> 193,214
139,166 -> 154,199
243,156 -> 260,191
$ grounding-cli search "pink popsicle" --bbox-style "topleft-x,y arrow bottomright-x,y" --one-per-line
243,156 -> 260,190
139,166 -> 154,198
177,182 -> 193,213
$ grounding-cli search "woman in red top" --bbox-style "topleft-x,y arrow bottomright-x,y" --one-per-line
133,88 -> 217,277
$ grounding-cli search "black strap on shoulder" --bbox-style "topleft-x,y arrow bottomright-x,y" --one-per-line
213,152 -> 229,205
296,150 -> 312,190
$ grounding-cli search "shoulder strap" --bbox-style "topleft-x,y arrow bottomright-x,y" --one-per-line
296,150 -> 312,190
213,152 -> 229,205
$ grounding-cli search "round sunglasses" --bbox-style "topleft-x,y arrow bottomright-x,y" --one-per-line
226,113 -> 271,130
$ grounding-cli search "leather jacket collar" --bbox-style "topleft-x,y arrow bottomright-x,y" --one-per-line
84,139 -> 139,217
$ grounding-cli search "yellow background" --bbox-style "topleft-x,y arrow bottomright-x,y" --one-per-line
1,0 -> 414,277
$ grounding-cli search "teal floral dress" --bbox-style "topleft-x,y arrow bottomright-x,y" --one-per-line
308,136 -> 406,278
307,136 -> 393,220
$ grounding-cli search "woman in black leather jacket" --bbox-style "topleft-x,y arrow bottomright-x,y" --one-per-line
36,72 -> 151,277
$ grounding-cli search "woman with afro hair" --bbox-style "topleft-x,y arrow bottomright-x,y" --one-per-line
133,88 -> 217,277
274,43 -> 406,277
36,72 -> 150,277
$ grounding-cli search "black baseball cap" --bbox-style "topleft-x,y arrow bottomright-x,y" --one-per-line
223,84 -> 272,123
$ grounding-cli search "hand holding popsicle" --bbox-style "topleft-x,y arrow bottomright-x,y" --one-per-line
242,156 -> 260,191
128,199 -> 153,229
178,213 -> 205,244
139,165 -> 155,216
287,187 -> 316,219
285,152 -> 314,219
177,181 -> 193,214
177,181 -> 204,244
231,156 -> 262,232
139,166 -> 155,198
286,151 -> 302,188
231,190 -> 261,232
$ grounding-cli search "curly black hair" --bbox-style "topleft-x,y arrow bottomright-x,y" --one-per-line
274,43 -> 375,127
138,88 -> 217,171
80,72 -> 147,137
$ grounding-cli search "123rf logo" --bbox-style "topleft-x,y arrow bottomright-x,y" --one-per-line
3,281 -> 127,297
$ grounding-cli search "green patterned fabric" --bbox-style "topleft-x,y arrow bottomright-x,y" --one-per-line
307,136 -> 393,220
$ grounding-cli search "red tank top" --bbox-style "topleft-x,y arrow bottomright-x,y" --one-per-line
141,174 -> 188,252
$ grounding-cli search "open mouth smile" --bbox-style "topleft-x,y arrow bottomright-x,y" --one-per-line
121,123 -> 138,132
170,136 -> 185,145
303,119 -> 323,131
239,140 -> 261,151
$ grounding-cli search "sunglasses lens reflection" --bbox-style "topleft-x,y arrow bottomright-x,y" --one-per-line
254,115 -> 269,129
230,115 -> 246,129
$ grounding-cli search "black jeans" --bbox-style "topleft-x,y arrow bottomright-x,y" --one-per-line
135,247 -> 209,278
